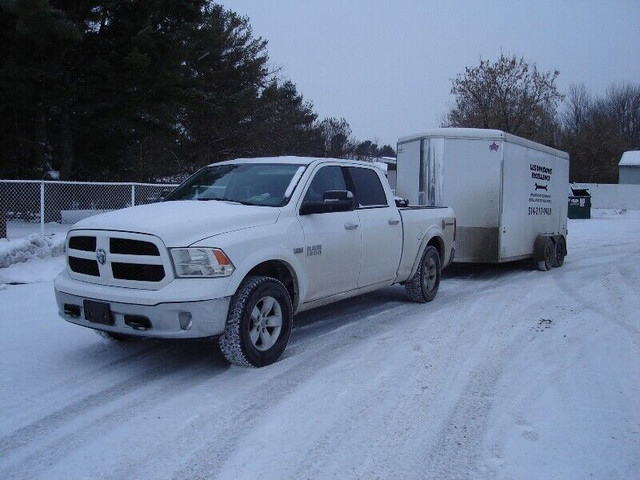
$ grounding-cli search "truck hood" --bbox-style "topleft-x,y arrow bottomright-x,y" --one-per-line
73,200 -> 280,247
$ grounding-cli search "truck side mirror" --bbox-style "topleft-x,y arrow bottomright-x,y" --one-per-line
300,190 -> 356,215
394,196 -> 409,208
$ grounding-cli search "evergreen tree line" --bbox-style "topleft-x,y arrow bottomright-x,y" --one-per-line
444,54 -> 640,183
0,1 -> 394,181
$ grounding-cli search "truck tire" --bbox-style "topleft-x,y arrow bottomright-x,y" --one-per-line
219,276 -> 293,367
537,237 -> 554,271
405,245 -> 441,303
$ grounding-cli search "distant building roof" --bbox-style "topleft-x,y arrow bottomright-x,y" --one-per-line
619,151 -> 640,167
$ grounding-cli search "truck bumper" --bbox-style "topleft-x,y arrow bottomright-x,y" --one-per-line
54,271 -> 230,339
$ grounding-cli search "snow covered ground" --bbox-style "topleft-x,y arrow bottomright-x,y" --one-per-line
1,210 -> 639,479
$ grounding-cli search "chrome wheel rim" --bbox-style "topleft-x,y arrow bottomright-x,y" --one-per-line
249,296 -> 283,351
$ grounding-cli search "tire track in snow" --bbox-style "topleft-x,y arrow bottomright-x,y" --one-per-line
289,269 -> 536,479
186,270 -> 535,480
0,347 -> 227,480
2,289 -> 438,480
168,291 -> 489,479
6,340 -> 171,430
3,263 -> 545,480
288,298 -> 484,479
415,266 -> 551,479
554,262 -> 640,339
168,302 -> 428,479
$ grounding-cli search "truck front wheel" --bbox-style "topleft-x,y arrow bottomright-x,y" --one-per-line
219,276 -> 293,367
405,245 -> 441,303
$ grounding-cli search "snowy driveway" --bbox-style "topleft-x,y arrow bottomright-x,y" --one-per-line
1,212 -> 639,479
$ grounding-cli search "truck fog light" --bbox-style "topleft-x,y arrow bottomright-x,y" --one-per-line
179,312 -> 193,330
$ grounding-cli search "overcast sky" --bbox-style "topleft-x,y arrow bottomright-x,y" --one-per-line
221,0 -> 640,147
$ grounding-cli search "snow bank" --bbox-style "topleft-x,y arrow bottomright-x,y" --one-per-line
0,233 -> 65,268
0,255 -> 65,285
590,208 -> 640,219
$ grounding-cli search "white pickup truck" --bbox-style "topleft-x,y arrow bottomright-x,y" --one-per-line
54,157 -> 455,367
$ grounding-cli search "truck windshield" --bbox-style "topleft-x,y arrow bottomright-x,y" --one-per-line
165,163 -> 306,207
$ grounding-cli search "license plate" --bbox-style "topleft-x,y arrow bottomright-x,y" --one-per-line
83,300 -> 114,325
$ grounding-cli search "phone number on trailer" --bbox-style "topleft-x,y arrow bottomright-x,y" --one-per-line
528,206 -> 552,216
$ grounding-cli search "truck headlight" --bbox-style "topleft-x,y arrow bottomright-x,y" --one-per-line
170,248 -> 235,278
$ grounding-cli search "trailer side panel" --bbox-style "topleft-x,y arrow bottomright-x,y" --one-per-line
499,141 -> 568,261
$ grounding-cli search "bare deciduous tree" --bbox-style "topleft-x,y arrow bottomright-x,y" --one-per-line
560,82 -> 639,183
563,84 -> 591,134
317,118 -> 355,158
444,54 -> 563,145
601,83 -> 640,146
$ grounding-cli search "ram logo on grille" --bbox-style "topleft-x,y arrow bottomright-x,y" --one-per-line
96,249 -> 107,265
67,232 -> 169,288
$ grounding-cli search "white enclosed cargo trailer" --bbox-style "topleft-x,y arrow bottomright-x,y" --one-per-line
396,128 -> 569,269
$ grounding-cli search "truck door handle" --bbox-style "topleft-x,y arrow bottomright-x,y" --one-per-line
344,223 -> 359,230
388,218 -> 400,225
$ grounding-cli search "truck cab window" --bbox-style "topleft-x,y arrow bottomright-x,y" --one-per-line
303,166 -> 348,203
348,167 -> 388,208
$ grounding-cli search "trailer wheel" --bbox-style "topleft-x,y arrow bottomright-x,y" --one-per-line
219,276 -> 293,367
554,237 -> 566,267
405,246 -> 441,303
537,237 -> 554,271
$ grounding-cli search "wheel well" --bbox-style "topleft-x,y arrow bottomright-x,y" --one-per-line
427,236 -> 444,261
247,260 -> 298,310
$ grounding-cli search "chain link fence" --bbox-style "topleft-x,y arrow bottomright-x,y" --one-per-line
0,180 -> 178,240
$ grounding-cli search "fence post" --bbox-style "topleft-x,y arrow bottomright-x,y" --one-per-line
131,184 -> 136,207
40,181 -> 45,236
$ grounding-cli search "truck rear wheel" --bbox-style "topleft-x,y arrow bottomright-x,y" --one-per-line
219,276 -> 293,367
405,246 -> 441,303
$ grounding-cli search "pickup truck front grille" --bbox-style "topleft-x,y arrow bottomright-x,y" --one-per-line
110,238 -> 160,256
68,236 -> 96,252
111,262 -> 165,281
66,231 -> 171,289
69,256 -> 99,276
